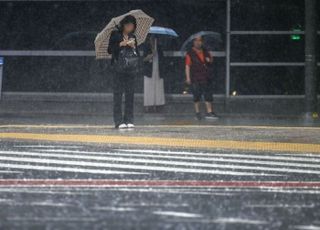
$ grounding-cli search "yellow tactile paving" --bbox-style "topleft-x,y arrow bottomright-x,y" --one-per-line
0,124 -> 319,130
0,132 -> 319,153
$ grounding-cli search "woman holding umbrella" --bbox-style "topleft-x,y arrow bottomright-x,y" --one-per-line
108,15 -> 139,129
143,27 -> 178,112
185,36 -> 219,120
143,36 -> 165,112
95,10 -> 154,129
182,31 -> 221,120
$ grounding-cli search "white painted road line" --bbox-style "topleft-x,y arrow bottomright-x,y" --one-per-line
30,202 -> 73,207
32,149 -> 320,169
210,218 -> 268,225
34,149 -> 320,165
92,207 -> 136,212
117,149 -> 320,163
153,211 -> 203,218
293,225 -> 320,230
6,217 -> 97,222
14,145 -> 83,149
99,188 -> 235,196
0,170 -> 22,174
0,155 -> 266,176
0,188 -> 93,195
245,204 -> 315,208
0,163 -> 146,175
0,150 -> 319,175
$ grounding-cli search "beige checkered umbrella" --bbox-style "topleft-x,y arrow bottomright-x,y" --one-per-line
94,9 -> 154,59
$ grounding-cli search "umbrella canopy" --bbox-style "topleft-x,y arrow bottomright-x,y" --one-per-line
94,9 -> 154,59
180,31 -> 222,51
149,26 -> 178,37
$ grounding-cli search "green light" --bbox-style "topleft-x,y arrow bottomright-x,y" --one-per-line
291,34 -> 301,40
291,25 -> 302,41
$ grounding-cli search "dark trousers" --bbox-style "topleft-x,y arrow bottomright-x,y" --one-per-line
113,72 -> 135,126
191,81 -> 213,102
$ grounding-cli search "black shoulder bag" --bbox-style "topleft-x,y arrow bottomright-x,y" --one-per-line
114,47 -> 140,74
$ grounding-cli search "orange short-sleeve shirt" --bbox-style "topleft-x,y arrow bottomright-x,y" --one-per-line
185,48 -> 211,66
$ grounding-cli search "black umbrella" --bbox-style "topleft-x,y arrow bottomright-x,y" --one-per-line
181,31 -> 222,51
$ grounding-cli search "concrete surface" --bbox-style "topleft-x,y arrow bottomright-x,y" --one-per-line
1,92 -> 319,117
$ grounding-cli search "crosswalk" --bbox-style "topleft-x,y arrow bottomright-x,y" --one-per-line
1,143 -> 319,230
0,144 -> 319,180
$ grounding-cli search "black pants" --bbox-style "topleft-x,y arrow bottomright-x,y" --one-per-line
191,81 -> 213,102
113,72 -> 135,126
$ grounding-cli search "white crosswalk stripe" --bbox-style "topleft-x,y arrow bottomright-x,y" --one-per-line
116,149 -> 320,162
31,149 -> 320,169
0,150 -> 320,175
0,161 -> 146,175
1,145 -> 320,177
0,155 -> 265,176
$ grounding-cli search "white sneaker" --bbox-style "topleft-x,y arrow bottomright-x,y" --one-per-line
118,123 -> 128,129
127,123 -> 135,128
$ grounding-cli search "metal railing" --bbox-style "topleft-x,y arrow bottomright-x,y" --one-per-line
0,50 -> 226,57
225,0 -> 319,98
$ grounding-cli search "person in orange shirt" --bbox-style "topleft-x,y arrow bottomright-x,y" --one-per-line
185,36 -> 218,120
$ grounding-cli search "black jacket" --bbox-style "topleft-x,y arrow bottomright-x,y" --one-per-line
108,30 -> 139,65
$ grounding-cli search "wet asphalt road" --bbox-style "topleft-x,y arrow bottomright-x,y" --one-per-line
0,140 -> 320,230
0,114 -> 319,229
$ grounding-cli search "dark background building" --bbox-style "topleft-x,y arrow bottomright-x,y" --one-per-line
0,0 -> 318,95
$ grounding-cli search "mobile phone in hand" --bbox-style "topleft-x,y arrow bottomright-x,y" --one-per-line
127,39 -> 135,45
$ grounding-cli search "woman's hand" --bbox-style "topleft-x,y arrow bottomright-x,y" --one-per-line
119,39 -> 128,47
206,57 -> 213,63
120,38 -> 135,48
127,39 -> 136,48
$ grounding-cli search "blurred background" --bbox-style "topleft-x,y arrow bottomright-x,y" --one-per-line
0,0 -> 318,96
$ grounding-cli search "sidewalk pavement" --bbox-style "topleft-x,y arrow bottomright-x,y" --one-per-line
1,92 -> 319,117
0,114 -> 319,153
